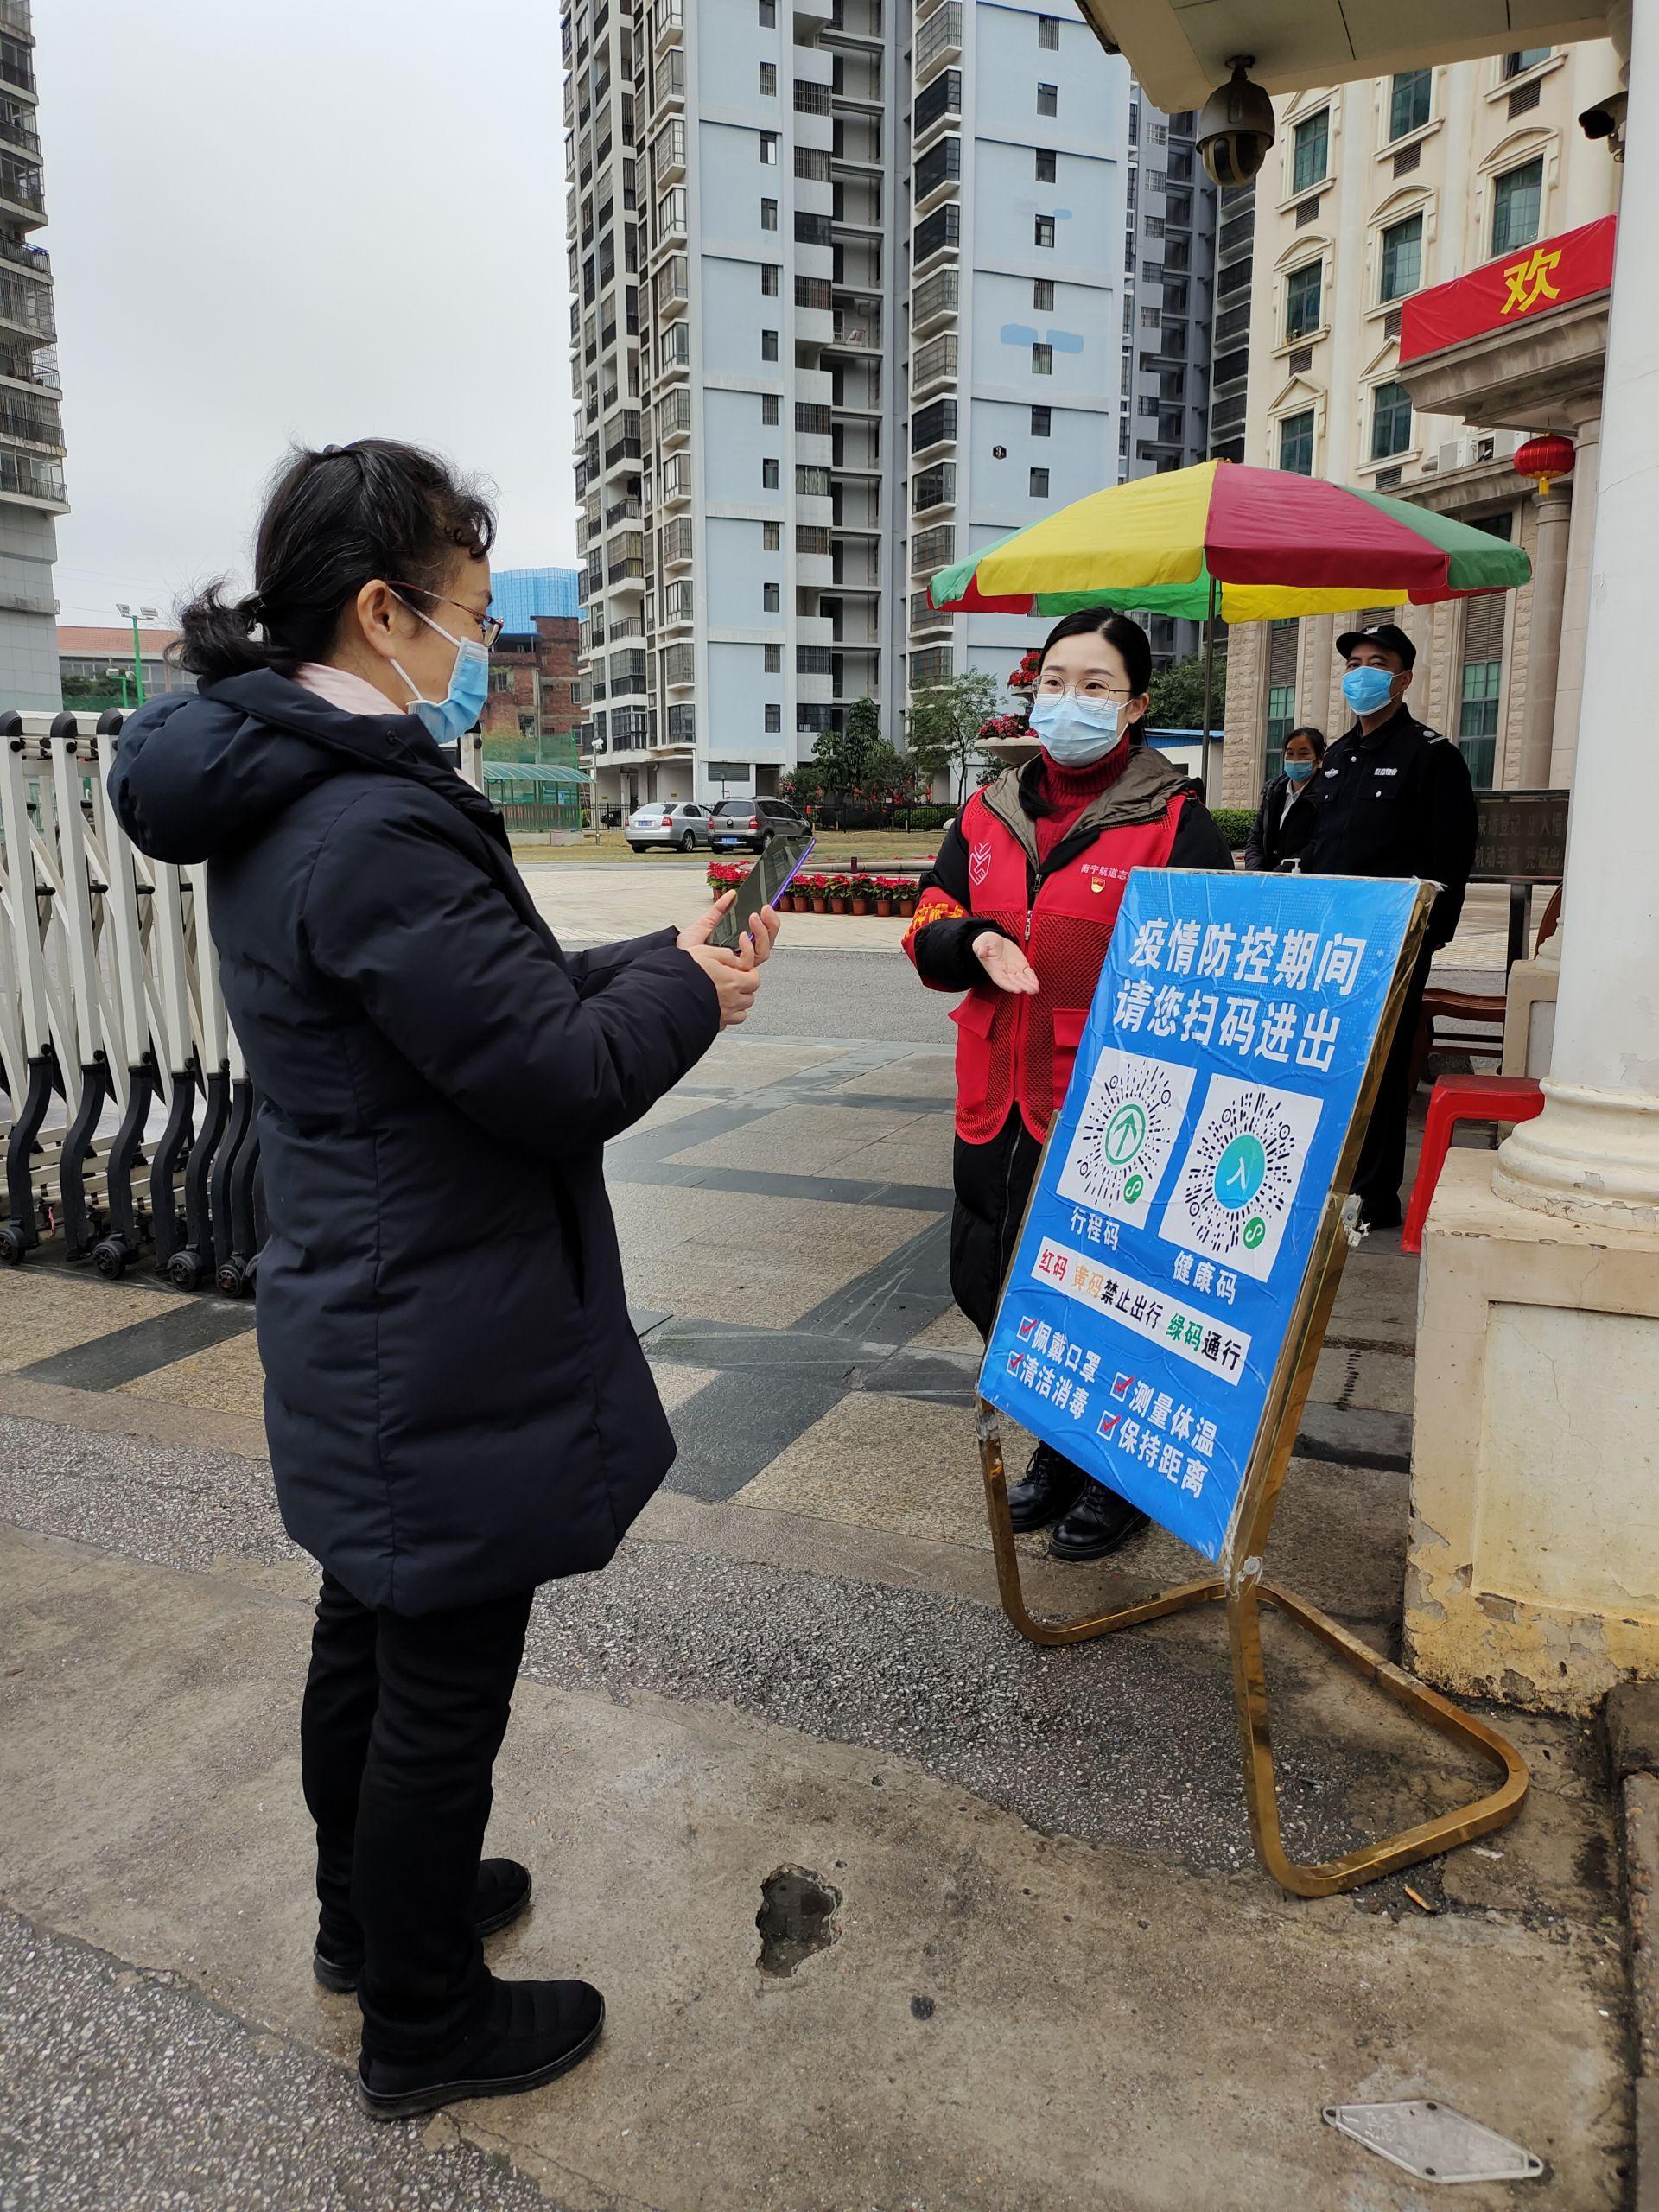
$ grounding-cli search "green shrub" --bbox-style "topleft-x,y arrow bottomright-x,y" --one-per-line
1211,807 -> 1255,852
900,804 -> 952,834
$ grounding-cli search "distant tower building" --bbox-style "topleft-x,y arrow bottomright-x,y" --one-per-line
0,0 -> 64,710
1122,86 -> 1218,667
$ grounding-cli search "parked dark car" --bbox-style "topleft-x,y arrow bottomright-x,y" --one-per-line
709,797 -> 810,853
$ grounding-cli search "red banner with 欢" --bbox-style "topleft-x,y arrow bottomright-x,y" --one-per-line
1397,215 -> 1618,365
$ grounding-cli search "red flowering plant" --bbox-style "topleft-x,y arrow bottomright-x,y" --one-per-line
1007,646 -> 1045,696
978,711 -> 1030,746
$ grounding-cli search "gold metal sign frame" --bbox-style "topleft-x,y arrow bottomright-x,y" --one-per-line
976,884 -> 1528,1897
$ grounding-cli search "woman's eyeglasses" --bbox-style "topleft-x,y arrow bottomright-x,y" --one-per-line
1034,677 -> 1134,701
387,582 -> 503,649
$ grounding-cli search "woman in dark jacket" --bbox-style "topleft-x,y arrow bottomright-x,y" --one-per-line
904,608 -> 1232,1564
110,440 -> 772,2121
1242,724 -> 1325,871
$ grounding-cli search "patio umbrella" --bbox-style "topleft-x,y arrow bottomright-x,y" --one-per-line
928,460 -> 1531,789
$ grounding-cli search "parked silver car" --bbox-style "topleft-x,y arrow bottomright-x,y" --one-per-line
709,797 -> 811,853
626,802 -> 715,854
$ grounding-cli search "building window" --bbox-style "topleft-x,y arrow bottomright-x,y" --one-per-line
760,130 -> 779,163
1034,214 -> 1056,248
1370,379 -> 1412,460
1278,408 -> 1314,475
1264,618 -> 1300,779
1284,261 -> 1322,341
1379,213 -> 1422,302
765,703 -> 781,731
759,0 -> 775,19
1031,404 -> 1051,436
763,582 -> 780,611
1033,278 -> 1054,310
761,197 -> 779,230
761,328 -> 779,359
1458,594 -> 1504,788
1503,48 -> 1550,77
763,521 -> 780,549
765,645 -> 783,671
1036,82 -> 1057,116
490,668 -> 514,692
761,262 -> 779,295
759,60 -> 777,94
1029,467 -> 1049,498
1491,156 -> 1544,257
1291,108 -> 1329,194
1032,342 -> 1052,375
1037,14 -> 1058,45
762,458 -> 779,488
761,393 -> 780,423
1389,68 -> 1431,140
1035,148 -> 1056,183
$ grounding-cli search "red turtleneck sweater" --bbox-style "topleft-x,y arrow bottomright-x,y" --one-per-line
1032,739 -> 1131,868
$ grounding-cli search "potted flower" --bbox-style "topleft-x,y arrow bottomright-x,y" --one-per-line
828,875 -> 850,916
849,874 -> 874,917
807,874 -> 829,915
874,878 -> 894,919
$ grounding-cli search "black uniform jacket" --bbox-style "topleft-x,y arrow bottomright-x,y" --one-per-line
1297,702 -> 1478,950
1243,772 -> 1324,873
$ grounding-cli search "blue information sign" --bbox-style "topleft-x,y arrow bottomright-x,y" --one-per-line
979,869 -> 1421,1563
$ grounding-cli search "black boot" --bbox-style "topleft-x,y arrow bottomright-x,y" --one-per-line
1048,1482 -> 1150,1561
315,1858 -> 533,1994
358,1975 -> 605,2122
1007,1443 -> 1088,1532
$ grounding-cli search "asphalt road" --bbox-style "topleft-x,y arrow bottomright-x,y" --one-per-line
747,943 -> 957,1046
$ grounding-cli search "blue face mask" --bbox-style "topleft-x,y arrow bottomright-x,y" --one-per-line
1285,758 -> 1316,783
1029,691 -> 1127,766
391,604 -> 493,747
1341,664 -> 1397,718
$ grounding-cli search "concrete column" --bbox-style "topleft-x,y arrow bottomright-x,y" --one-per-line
1405,8 -> 1659,1714
1516,486 -> 1573,788
1546,413 -> 1601,785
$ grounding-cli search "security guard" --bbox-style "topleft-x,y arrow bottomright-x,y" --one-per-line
1299,622 -> 1478,1230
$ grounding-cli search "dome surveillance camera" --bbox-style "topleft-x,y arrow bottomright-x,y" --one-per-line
1198,56 -> 1276,188
1579,90 -> 1627,157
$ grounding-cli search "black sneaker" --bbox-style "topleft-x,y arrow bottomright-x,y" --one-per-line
1048,1483 -> 1150,1561
1357,1198 -> 1403,1232
1007,1443 -> 1088,1533
314,1858 -> 532,1994
358,1977 -> 605,2122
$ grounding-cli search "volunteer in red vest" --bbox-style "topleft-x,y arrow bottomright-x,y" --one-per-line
905,608 -> 1233,1561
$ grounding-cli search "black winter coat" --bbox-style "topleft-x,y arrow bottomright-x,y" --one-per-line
110,672 -> 721,1614
1242,772 -> 1324,873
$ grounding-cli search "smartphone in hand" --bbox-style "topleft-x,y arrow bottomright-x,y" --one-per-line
709,837 -> 813,950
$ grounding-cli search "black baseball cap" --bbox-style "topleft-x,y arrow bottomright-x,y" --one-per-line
1336,621 -> 1415,669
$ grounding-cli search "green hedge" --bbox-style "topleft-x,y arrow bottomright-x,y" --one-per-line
1211,807 -> 1254,852
896,804 -> 952,833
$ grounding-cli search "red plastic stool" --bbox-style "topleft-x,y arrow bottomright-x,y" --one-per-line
1401,1074 -> 1545,1254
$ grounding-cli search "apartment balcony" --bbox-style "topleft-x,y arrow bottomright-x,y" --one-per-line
911,66 -> 960,153
911,201 -> 959,276
604,495 -> 643,532
911,461 -> 957,520
658,457 -> 691,512
912,131 -> 959,217
913,1 -> 961,83
910,266 -> 957,341
656,386 -> 692,448
0,151 -> 41,229
661,645 -> 696,690
911,331 -> 957,401
652,0 -> 683,46
663,704 -> 696,748
652,118 -> 686,185
908,587 -> 951,634
0,445 -> 65,512
829,305 -> 880,353
660,582 -> 695,630
910,522 -> 954,579
658,515 -> 695,568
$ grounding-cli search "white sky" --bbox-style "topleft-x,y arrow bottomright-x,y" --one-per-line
35,0 -> 575,630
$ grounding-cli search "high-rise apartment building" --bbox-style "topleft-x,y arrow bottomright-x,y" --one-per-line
1121,88 -> 1217,667
0,0 -> 64,710
901,0 -> 1132,704
566,0 -> 1147,809
1219,41 -> 1620,810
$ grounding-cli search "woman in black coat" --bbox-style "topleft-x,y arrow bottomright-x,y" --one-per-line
110,440 -> 772,2120
1243,724 -> 1325,871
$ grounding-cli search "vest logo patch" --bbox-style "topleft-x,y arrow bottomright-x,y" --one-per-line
969,842 -> 992,887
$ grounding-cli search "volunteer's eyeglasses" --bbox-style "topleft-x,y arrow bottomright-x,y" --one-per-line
387,583 -> 503,650
1033,677 -> 1135,700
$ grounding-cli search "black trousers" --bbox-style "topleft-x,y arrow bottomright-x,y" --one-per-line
300,1572 -> 535,2064
1351,947 -> 1433,1222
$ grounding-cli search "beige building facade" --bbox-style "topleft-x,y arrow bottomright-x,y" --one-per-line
1219,39 -> 1622,812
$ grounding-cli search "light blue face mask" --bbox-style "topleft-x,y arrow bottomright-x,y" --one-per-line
1341,664 -> 1396,718
1284,758 -> 1316,783
1029,691 -> 1128,766
391,603 -> 492,747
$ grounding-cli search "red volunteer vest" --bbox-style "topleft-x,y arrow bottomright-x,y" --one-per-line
950,788 -> 1184,1143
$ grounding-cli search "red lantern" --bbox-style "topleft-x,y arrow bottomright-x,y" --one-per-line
1515,434 -> 1575,499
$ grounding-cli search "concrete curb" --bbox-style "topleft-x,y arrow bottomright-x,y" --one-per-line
1607,1683 -> 1659,2208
